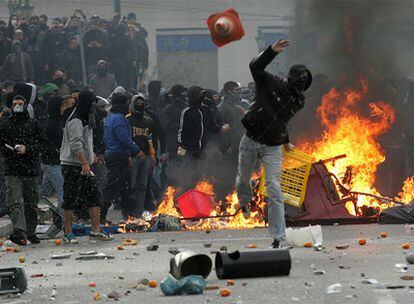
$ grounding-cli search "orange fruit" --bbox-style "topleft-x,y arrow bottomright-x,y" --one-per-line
380,232 -> 388,238
358,238 -> 367,245
220,288 -> 231,297
13,246 -> 22,252
88,282 -> 97,287
226,279 -> 235,286
303,242 -> 313,248
148,280 -> 158,288
54,239 -> 62,246
5,247 -> 14,252
117,246 -> 125,250
247,244 -> 257,249
402,243 -> 410,250
18,256 -> 25,263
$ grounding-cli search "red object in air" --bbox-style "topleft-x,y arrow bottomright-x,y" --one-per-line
206,7 -> 245,47
177,189 -> 213,218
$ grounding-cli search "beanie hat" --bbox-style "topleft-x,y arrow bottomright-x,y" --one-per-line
39,83 -> 59,97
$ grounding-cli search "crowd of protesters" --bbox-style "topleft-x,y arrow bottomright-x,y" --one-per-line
0,9 -> 258,245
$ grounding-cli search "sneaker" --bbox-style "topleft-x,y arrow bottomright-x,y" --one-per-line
27,234 -> 41,244
63,233 -> 79,244
9,233 -> 27,246
269,239 -> 294,249
89,231 -> 114,241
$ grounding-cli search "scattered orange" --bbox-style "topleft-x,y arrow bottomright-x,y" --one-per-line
148,280 -> 158,288
13,246 -> 22,252
5,247 -> 14,252
18,256 -> 25,263
303,242 -> 313,248
380,232 -> 388,238
88,282 -> 97,287
220,288 -> 231,297
117,246 -> 125,250
358,238 -> 367,245
226,279 -> 235,286
54,239 -> 62,246
247,244 -> 257,249
402,243 -> 411,250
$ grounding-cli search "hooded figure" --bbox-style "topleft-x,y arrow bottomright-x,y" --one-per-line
0,40 -> 34,82
75,90 -> 97,128
88,60 -> 118,98
178,86 -> 223,158
242,48 -> 312,146
0,93 -> 46,245
161,85 -> 188,157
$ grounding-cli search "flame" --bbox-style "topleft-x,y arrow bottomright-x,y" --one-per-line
298,79 -> 404,214
154,186 -> 180,217
398,177 -> 414,203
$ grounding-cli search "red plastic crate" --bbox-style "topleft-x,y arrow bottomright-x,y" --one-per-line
177,190 -> 213,218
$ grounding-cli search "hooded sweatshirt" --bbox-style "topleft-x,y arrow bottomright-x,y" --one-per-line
60,90 -> 96,167
178,86 -> 222,155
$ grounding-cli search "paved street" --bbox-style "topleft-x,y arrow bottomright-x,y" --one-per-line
1,224 -> 414,304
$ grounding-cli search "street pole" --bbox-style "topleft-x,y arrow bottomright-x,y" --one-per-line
79,23 -> 88,86
114,0 -> 121,16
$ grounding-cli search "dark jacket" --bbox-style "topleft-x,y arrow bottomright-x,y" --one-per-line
146,108 -> 165,154
242,46 -> 309,146
162,100 -> 187,155
178,106 -> 222,154
127,113 -> 153,156
0,111 -> 46,176
41,97 -> 64,165
104,111 -> 141,157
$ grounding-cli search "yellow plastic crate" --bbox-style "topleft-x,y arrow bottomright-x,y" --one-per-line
258,148 -> 314,208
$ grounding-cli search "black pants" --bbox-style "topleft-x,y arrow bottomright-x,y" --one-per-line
100,154 -> 134,220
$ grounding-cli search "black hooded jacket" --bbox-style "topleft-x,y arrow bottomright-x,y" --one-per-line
242,46 -> 312,146
0,109 -> 46,176
41,96 -> 64,165
178,86 -> 222,155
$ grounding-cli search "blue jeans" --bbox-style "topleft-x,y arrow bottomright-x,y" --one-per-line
236,135 -> 286,241
39,164 -> 64,215
130,156 -> 151,218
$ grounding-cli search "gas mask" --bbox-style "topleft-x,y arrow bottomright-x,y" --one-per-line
13,105 -> 24,113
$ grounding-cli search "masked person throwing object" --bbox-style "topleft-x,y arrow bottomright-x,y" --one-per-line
237,39 -> 312,249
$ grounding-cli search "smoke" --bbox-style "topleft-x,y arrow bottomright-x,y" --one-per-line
293,0 -> 414,81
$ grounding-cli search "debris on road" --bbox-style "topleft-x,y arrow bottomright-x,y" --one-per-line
326,283 -> 342,294
358,238 -> 367,245
380,232 -> 388,238
170,251 -> 212,279
205,285 -> 219,290
405,252 -> 414,264
75,253 -> 114,260
79,251 -> 98,255
18,256 -> 25,263
93,292 -> 102,301
88,282 -> 97,287
160,275 -> 206,296
220,246 -> 228,251
220,288 -> 231,297
226,279 -> 235,286
402,243 -> 410,250
203,244 -> 212,248
335,244 -> 349,250
395,263 -> 408,273
361,278 -> 378,285
313,270 -> 326,275
148,280 -> 158,288
400,275 -> 414,280
107,291 -> 121,300
50,253 -> 71,260
304,242 -> 313,248
139,278 -> 149,286
147,244 -> 159,251
246,244 -> 257,249
117,246 -> 125,251
54,239 -> 62,246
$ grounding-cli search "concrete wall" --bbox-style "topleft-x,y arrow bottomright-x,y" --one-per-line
0,0 -> 296,89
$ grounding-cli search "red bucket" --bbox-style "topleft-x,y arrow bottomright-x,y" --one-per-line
177,190 -> 213,218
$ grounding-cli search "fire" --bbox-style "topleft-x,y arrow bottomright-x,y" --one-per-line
298,79 -> 402,214
154,186 -> 180,218
398,177 -> 414,203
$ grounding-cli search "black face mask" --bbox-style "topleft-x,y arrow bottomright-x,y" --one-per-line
97,66 -> 107,77
54,77 -> 65,87
134,105 -> 145,117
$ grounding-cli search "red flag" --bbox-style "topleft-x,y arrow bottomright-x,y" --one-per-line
206,7 -> 245,47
